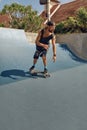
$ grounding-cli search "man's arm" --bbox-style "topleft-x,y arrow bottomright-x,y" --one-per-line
35,31 -> 48,50
52,36 -> 56,62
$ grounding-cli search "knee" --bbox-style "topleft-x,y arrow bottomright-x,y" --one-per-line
33,51 -> 39,59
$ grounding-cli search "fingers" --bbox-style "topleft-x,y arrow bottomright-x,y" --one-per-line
53,56 -> 56,62
44,45 -> 48,50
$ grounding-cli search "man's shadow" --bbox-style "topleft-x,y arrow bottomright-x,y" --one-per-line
0,69 -> 36,79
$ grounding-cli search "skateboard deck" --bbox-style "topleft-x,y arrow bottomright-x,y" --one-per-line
29,70 -> 50,78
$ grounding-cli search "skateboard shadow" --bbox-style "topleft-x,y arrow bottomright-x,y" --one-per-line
0,69 -> 49,86
0,69 -> 37,79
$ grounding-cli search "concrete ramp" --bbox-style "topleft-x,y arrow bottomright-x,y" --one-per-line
0,28 -> 34,85
0,28 -> 86,85
0,27 -> 28,46
56,33 -> 87,60
0,28 -> 87,130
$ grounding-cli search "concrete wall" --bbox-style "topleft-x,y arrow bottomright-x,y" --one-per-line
56,33 -> 87,60
25,32 -> 37,43
25,32 -> 87,60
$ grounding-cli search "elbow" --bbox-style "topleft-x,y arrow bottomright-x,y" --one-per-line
35,39 -> 38,44
35,41 -> 39,46
35,39 -> 37,44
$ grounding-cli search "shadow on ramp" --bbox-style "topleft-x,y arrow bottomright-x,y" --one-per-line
59,44 -> 87,63
0,69 -> 40,85
0,69 -> 49,79
1,69 -> 26,79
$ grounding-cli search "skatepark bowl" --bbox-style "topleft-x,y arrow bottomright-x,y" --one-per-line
0,28 -> 87,130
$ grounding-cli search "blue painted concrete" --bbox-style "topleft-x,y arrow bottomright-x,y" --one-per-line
0,28 -> 85,85
0,28 -> 87,130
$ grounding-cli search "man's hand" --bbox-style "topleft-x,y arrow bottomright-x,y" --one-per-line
43,44 -> 49,50
53,55 -> 56,62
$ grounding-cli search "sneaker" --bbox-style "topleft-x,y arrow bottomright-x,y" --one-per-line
29,65 -> 35,72
44,68 -> 48,74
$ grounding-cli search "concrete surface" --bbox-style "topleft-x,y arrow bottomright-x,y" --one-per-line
25,32 -> 37,43
56,33 -> 87,60
0,28 -> 87,130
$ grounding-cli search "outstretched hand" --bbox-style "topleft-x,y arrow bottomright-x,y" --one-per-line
53,56 -> 56,62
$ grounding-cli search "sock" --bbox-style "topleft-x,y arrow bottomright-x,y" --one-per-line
44,66 -> 47,69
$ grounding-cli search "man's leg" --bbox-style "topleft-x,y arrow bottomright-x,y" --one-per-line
41,50 -> 48,73
33,58 -> 38,66
42,56 -> 48,73
29,50 -> 39,71
29,58 -> 38,72
42,56 -> 47,67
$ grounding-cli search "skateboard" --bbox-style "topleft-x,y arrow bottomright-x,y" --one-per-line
29,70 -> 50,78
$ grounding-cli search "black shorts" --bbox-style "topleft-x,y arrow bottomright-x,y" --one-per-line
33,49 -> 47,59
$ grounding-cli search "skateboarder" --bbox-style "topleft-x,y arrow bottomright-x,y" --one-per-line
29,21 -> 56,74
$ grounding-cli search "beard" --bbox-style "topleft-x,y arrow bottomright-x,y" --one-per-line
48,29 -> 53,33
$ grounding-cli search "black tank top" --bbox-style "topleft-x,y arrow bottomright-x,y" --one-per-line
36,29 -> 54,50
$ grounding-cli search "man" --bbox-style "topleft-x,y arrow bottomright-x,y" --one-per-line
29,21 -> 56,73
